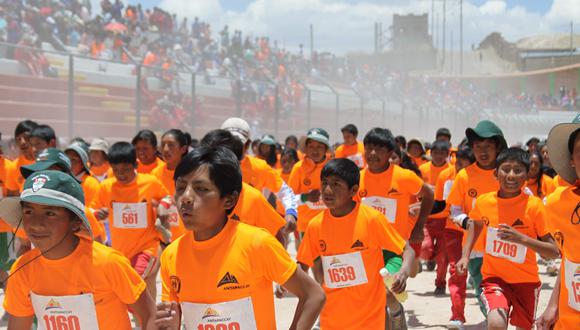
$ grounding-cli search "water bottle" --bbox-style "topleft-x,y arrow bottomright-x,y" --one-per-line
380,268 -> 408,303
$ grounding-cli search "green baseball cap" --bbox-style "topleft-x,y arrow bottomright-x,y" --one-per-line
306,128 -> 330,148
0,170 -> 92,238
20,148 -> 73,179
465,120 -> 507,151
260,134 -> 276,145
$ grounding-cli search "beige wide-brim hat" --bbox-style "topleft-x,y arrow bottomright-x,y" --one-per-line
547,122 -> 580,184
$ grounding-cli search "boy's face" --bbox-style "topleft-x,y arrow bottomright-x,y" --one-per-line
431,149 -> 449,167
29,137 -> 49,157
321,175 -> 358,211
407,143 -> 423,158
134,140 -> 157,165
342,131 -> 356,146
65,150 -> 84,176
306,140 -> 327,163
472,139 -> 498,169
15,132 -> 33,158
89,150 -> 106,166
161,135 -> 187,167
528,153 -> 541,179
365,143 -> 392,172
111,163 -> 136,184
280,154 -> 297,173
495,160 -> 527,195
22,202 -> 80,252
570,133 -> 580,180
258,144 -> 271,158
174,165 -> 237,232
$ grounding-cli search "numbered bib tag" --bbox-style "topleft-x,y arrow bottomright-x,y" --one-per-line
321,251 -> 368,289
306,199 -> 327,210
362,196 -> 397,223
181,297 -> 257,330
167,204 -> 180,228
485,227 -> 527,264
564,258 -> 580,311
443,180 -> 453,200
31,292 -> 99,330
112,202 -> 147,229
347,153 -> 364,168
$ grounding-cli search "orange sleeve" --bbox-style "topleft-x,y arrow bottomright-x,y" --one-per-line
401,169 -> 423,196
369,211 -> 406,254
419,163 -> 429,181
251,231 -> 298,285
468,197 -> 483,221
260,162 -> 284,193
160,248 -> 178,302
90,181 -> 110,211
85,207 -> 104,239
253,195 -> 286,235
334,145 -> 344,159
288,163 -> 302,194
296,222 -> 318,267
532,199 -> 549,238
3,254 -> 35,317
103,249 -> 147,305
447,171 -> 466,207
4,165 -> 19,192
153,177 -> 170,200
434,170 -> 447,201
84,176 -> 101,206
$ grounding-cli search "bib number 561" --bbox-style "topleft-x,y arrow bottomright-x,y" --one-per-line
43,315 -> 80,330
122,212 -> 137,225
198,323 -> 240,330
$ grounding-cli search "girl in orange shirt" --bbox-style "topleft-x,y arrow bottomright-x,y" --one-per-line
526,150 -> 554,198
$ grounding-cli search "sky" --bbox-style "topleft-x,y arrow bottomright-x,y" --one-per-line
96,0 -> 580,54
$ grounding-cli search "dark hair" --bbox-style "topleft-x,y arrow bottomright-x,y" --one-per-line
395,135 -> 407,149
163,129 -> 191,157
108,142 -> 137,166
341,124 -> 358,136
436,128 -> 451,139
200,129 -> 244,161
70,137 -> 89,148
363,127 -> 396,151
174,146 -> 242,201
190,138 -> 200,148
528,150 -> 545,197
321,158 -> 360,188
496,147 -> 530,172
261,144 -> 277,167
30,125 -> 56,143
132,129 -> 158,148
392,148 -> 422,177
285,135 -> 298,147
14,120 -> 38,137
456,146 -> 475,163
281,148 -> 299,163
431,140 -> 450,153
567,128 -> 580,154
526,137 -> 540,147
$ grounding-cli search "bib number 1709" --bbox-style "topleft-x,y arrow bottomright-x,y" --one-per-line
492,240 -> 517,258
43,315 -> 80,330
197,323 -> 240,330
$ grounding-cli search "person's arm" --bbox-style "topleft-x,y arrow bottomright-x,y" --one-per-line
155,301 -> 180,330
7,315 -> 34,329
391,242 -> 415,294
282,267 -> 326,330
275,182 -> 299,231
457,220 -> 483,275
128,290 -> 157,330
409,183 -> 434,243
535,269 -> 561,330
497,225 -> 560,259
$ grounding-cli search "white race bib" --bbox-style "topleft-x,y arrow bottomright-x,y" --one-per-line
564,258 -> 580,311
347,153 -> 364,168
112,202 -> 147,229
362,196 -> 397,223
306,199 -> 327,210
181,297 -> 257,330
321,251 -> 368,289
443,180 -> 453,200
485,227 -> 527,264
31,292 -> 99,330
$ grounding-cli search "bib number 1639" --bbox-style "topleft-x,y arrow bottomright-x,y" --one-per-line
198,323 -> 240,330
43,315 -> 81,330
327,266 -> 356,283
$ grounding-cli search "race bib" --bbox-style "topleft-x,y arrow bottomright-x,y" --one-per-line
181,297 -> 257,330
564,258 -> 580,311
167,204 -> 180,228
306,199 -> 327,210
442,180 -> 453,200
362,196 -> 397,223
347,153 -> 364,168
31,292 -> 99,330
485,227 -> 527,264
321,251 -> 368,289
112,202 -> 147,229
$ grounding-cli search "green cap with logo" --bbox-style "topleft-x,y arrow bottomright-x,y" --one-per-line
306,128 -> 330,148
0,170 -> 92,238
20,148 -> 73,179
465,120 -> 508,151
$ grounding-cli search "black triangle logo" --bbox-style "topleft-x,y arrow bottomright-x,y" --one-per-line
217,272 -> 239,287
351,239 -> 364,248
512,219 -> 524,227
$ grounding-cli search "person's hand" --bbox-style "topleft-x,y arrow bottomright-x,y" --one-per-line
94,208 -> 109,221
155,301 -> 180,330
275,284 -> 288,298
306,189 -> 321,203
535,305 -> 558,330
456,257 -> 469,276
409,226 -> 425,244
497,223 -> 525,244
390,270 -> 409,294
408,202 -> 421,217
284,215 -> 297,232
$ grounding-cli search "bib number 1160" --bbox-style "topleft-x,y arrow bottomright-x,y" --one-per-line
198,323 -> 240,330
43,315 -> 80,330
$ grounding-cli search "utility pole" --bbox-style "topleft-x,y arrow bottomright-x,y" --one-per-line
310,24 -> 314,62
431,0 -> 435,45
460,0 -> 463,75
442,0 -> 446,69
450,30 -> 454,74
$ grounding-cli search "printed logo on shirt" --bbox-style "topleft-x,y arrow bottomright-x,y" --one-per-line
303,178 -> 311,186
553,231 -> 564,249
359,189 -> 367,198
511,219 -> 526,228
319,240 -> 327,252
387,188 -> 400,195
350,239 -> 364,249
217,272 -> 249,290
481,216 -> 490,226
202,307 -> 220,319
468,189 -> 478,198
44,299 -> 62,311
330,257 -> 341,266
170,275 -> 181,294
231,214 -> 241,221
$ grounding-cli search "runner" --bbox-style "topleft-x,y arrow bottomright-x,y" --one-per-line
5,120 -> 38,195
89,138 -> 113,182
257,134 -> 280,169
0,170 -> 156,329
406,138 -> 428,167
154,146 -> 325,330
132,129 -> 165,174
457,147 -> 559,330
28,124 -> 57,157
334,124 -> 365,168
297,158 -> 414,330
525,150 -> 555,198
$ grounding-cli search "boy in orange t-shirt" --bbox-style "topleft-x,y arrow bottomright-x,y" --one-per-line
458,148 -> 559,330
91,142 -> 169,301
132,130 -> 166,174
154,146 -> 324,330
4,120 -> 38,195
334,124 -> 365,168
0,170 -> 156,329
297,158 -> 414,330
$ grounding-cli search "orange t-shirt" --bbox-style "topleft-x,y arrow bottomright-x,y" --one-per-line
5,155 -> 35,193
526,175 -> 555,199
410,155 -> 427,167
357,165 -> 423,240
4,238 -> 146,329
137,158 -> 165,174
275,169 -> 292,214
0,157 -> 15,233
334,141 -> 365,168
151,163 -> 188,241
91,174 -> 168,259
545,186 -> 580,330
434,166 -> 461,231
448,163 -> 499,253
420,161 -> 451,219
288,157 -> 329,232
79,173 -> 100,205
296,203 -> 406,330
90,162 -> 113,182
229,183 -> 286,236
469,192 -> 548,283
241,155 -> 284,193
552,175 -> 571,189
160,221 -> 297,330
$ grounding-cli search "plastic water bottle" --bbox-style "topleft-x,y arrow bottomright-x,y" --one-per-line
380,268 -> 408,303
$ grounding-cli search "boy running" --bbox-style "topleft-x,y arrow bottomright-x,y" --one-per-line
335,124 -> 365,168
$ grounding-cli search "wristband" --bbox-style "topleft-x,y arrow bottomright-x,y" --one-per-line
300,193 -> 308,203
461,217 -> 470,230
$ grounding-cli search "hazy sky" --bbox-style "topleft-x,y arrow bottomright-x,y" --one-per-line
95,0 -> 580,54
